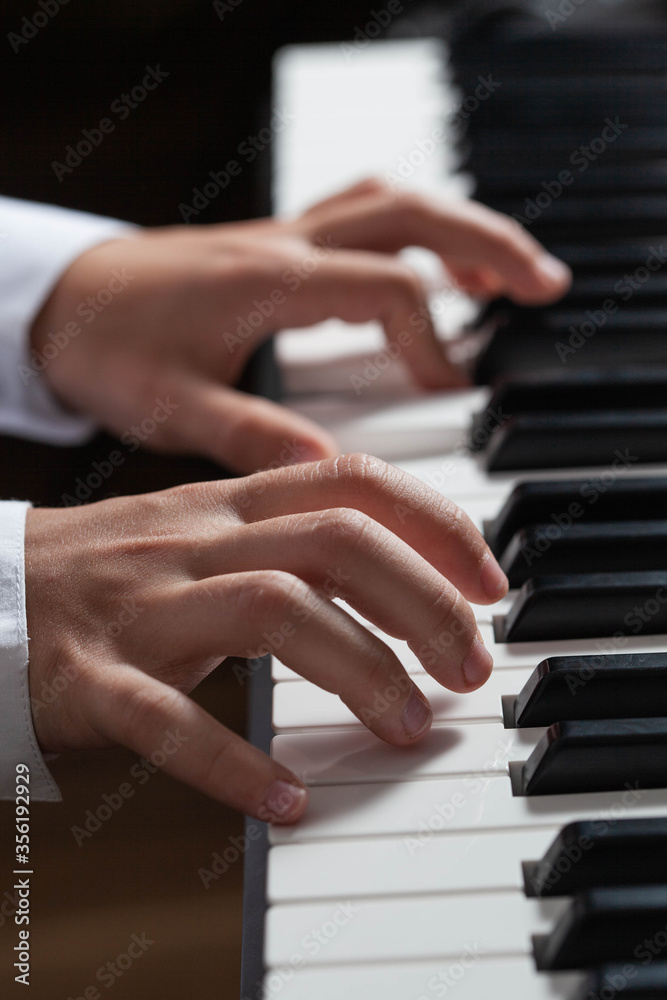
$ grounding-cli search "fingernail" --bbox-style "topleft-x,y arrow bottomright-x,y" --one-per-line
285,442 -> 327,465
262,780 -> 308,823
461,638 -> 493,687
480,554 -> 509,598
536,254 -> 571,286
401,687 -> 433,739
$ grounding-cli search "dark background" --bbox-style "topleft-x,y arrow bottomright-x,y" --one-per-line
0,3 -> 380,998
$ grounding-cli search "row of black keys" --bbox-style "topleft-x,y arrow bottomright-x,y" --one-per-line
526,817 -> 667,982
484,474 -> 667,643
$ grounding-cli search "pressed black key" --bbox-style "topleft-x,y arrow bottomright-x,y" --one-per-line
580,964 -> 667,999
533,885 -> 667,970
521,719 -> 667,796
500,521 -> 667,588
524,819 -> 667,898
485,478 -> 667,557
483,411 -> 667,472
470,368 -> 667,450
513,653 -> 667,729
499,572 -> 667,644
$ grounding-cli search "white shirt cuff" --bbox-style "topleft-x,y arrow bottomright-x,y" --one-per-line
0,501 -> 60,801
0,196 -> 137,446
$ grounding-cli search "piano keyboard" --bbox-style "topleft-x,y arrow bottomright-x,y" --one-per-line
244,7 -> 667,999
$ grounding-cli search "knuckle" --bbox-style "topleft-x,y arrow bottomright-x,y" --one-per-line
309,507 -> 375,557
113,681 -> 181,743
235,570 -> 307,623
334,452 -> 391,491
386,262 -> 424,302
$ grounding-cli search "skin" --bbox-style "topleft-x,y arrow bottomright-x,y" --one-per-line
30,179 -> 571,474
26,455 -> 508,823
25,180 -> 570,822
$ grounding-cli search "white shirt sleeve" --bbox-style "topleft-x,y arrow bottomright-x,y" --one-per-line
0,501 -> 60,801
0,195 -> 136,445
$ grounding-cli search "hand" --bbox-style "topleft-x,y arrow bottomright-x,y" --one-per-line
30,179 -> 571,473
25,454 -> 508,823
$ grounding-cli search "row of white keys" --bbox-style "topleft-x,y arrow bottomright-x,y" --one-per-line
268,826 -> 559,903
272,628 -> 667,730
272,722 -> 543,785
272,666 -> 530,732
269,776 -> 667,844
263,956 -> 584,1000
264,888 -> 567,968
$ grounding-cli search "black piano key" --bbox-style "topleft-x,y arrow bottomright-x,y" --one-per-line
533,885 -> 667,970
485,478 -> 667,558
550,239 -> 667,271
473,323 -> 667,384
564,274 -> 667,304
487,196 -> 667,241
483,411 -> 667,473
513,653 -> 667,729
499,571 -> 667,644
521,719 -> 667,797
470,369 -> 667,450
500,521 -> 667,588
524,818 -> 667,897
454,30 -> 667,80
475,163 -> 667,200
580,964 -> 667,999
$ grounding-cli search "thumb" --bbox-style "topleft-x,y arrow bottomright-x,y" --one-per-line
170,377 -> 339,473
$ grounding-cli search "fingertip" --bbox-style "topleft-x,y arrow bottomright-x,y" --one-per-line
533,253 -> 572,297
480,553 -> 509,601
461,637 -> 494,689
400,686 -> 433,742
261,779 -> 309,824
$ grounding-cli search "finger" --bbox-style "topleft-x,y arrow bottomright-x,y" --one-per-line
192,509 -> 489,691
85,666 -> 309,823
296,189 -> 572,305
153,375 -> 338,473
299,176 -> 389,212
222,453 -> 508,605
155,571 -> 437,741
270,250 -> 469,388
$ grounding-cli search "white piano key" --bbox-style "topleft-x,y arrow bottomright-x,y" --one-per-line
267,826 -> 559,903
272,723 -> 542,785
480,621 -> 667,669
262,956 -> 584,1000
269,773 -> 667,844
264,890 -> 567,968
272,666 -> 532,732
286,389 -> 489,461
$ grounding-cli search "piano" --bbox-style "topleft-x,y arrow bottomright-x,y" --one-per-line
241,4 -> 667,997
